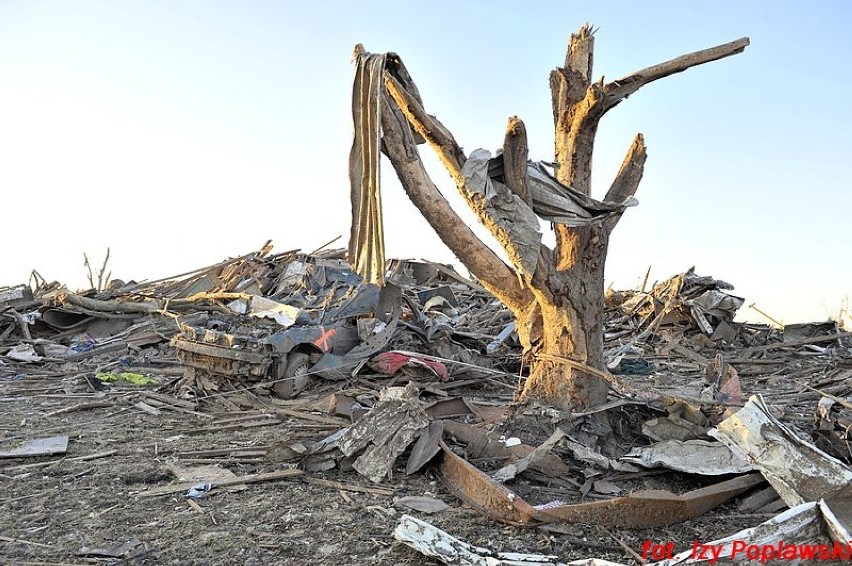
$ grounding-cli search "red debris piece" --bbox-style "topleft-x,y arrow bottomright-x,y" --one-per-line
369,351 -> 449,381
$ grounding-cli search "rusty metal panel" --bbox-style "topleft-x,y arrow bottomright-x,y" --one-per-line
439,441 -> 540,526
439,441 -> 764,528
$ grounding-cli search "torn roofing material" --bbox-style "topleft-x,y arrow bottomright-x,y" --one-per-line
349,48 -> 427,287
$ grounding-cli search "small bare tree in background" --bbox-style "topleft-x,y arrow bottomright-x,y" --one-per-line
84,248 -> 112,291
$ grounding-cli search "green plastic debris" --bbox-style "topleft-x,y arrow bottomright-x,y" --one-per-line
95,372 -> 158,386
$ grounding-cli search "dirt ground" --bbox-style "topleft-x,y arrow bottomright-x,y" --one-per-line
0,349 -> 848,565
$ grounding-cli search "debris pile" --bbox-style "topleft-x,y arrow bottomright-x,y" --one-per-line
1,242 -> 520,396
2,242 -> 851,564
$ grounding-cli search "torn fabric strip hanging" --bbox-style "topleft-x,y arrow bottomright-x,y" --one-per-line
348,48 -> 425,286
348,46 -> 387,286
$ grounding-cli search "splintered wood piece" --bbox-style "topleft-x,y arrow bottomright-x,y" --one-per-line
394,514 -> 560,564
276,407 -> 349,426
301,476 -> 395,496
138,468 -> 302,498
45,401 -> 114,417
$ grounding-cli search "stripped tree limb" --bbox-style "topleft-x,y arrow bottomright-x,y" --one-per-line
56,290 -> 263,315
385,71 -> 546,287
383,72 -> 466,182
603,134 -> 647,231
378,94 -> 532,312
502,117 -> 532,208
57,291 -> 160,314
605,134 -> 647,205
604,37 -> 750,112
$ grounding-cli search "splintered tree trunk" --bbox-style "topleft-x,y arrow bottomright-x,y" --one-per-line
517,225 -> 610,410
363,26 -> 748,414
516,25 -> 612,409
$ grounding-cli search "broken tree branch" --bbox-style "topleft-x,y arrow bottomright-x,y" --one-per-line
138,468 -> 303,498
383,71 -> 467,184
56,290 -> 260,315
549,23 -> 595,130
384,71 -> 546,292
502,116 -> 531,208
57,291 -> 159,314
378,92 -> 532,312
605,133 -> 647,204
603,133 -> 647,231
551,24 -> 597,193
604,37 -> 750,112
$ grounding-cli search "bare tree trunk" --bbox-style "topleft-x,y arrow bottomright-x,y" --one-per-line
516,25 -> 612,409
516,25 -> 746,412
517,226 -> 609,409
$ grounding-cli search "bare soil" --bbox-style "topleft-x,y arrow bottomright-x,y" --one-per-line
0,352 -> 847,566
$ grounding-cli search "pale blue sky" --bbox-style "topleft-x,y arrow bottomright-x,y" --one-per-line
1,1 -> 849,324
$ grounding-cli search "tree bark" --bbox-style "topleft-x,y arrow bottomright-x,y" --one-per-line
502,117 -> 531,208
516,231 -> 608,408
516,25 -> 610,409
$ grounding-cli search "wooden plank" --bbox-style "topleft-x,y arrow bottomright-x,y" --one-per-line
137,468 -> 302,497
0,435 -> 68,458
45,401 -> 115,417
301,476 -> 395,496
276,407 -> 348,426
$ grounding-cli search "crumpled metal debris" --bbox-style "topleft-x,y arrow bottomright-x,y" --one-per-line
339,382 -> 429,483
348,48 -> 388,287
711,394 -> 852,507
184,482 -> 213,499
227,295 -> 301,327
368,350 -> 449,381
5,343 -> 43,362
348,47 -> 427,287
622,439 -> 754,475
460,149 -> 543,277
394,514 -> 561,565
